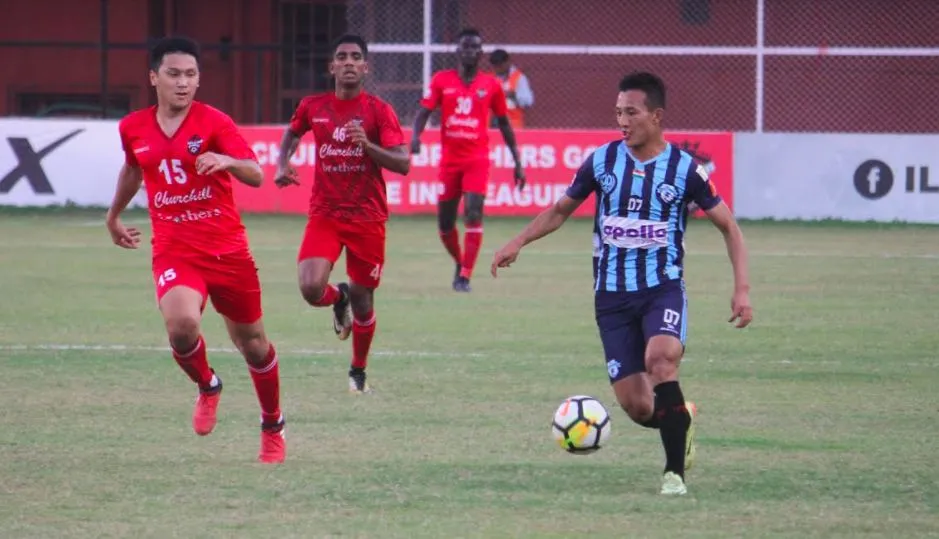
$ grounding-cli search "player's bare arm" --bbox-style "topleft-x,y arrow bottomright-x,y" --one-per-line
105,163 -> 144,249
410,107 -> 433,154
364,142 -> 410,175
274,129 -> 302,187
494,115 -> 526,189
345,123 -> 410,175
491,194 -> 583,276
195,152 -> 263,187
704,201 -> 753,328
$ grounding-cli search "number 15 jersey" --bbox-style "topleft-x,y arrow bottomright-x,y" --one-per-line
119,101 -> 258,258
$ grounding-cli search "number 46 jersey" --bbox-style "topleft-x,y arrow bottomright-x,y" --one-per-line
119,101 -> 258,257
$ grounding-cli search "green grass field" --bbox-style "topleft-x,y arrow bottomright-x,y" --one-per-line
1,209 -> 937,538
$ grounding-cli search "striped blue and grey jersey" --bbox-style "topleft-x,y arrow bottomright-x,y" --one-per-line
566,140 -> 722,293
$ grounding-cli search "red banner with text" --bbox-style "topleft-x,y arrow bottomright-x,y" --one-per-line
236,128 -> 733,218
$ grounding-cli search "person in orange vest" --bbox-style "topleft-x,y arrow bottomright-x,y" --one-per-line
489,49 -> 534,129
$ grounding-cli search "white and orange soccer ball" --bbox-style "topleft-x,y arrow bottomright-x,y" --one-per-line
551,395 -> 612,454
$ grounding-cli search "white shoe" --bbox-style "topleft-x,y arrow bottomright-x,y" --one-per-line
348,371 -> 372,394
660,471 -> 688,496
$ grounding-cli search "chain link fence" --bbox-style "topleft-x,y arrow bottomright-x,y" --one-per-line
352,0 -> 939,133
2,0 -> 937,132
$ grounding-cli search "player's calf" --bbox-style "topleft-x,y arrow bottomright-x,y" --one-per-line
456,194 -> 486,289
229,325 -> 270,367
161,288 -> 216,390
645,335 -> 692,479
611,373 -> 657,428
347,284 -> 376,392
227,319 -> 283,427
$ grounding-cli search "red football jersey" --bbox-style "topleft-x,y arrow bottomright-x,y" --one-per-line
288,92 -> 405,222
419,69 -> 508,164
119,101 -> 257,257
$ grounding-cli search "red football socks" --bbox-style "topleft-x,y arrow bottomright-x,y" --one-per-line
248,344 -> 282,427
351,311 -> 376,370
439,228 -> 462,265
460,221 -> 484,279
312,284 -> 340,307
172,336 -> 214,389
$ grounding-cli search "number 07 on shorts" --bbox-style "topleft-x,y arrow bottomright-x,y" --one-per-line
297,215 -> 387,289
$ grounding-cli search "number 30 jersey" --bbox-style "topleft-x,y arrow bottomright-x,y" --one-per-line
420,69 -> 508,165
119,101 -> 258,257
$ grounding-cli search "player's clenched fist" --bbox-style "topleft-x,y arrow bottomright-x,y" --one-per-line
274,165 -> 300,187
106,216 -> 141,249
194,152 -> 233,175
345,121 -> 369,147
490,240 -> 523,277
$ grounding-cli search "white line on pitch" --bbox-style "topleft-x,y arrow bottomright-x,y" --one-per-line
0,241 -> 937,260
0,344 -> 935,368
0,343 -> 485,359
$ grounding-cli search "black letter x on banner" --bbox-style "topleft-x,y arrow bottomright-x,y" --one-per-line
0,129 -> 85,195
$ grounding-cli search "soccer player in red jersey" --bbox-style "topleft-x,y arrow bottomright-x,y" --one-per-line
410,28 -> 526,292
104,37 -> 286,463
273,35 -> 410,394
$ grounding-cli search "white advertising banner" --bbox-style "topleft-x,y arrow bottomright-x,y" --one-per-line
0,118 -> 146,208
735,133 -> 939,224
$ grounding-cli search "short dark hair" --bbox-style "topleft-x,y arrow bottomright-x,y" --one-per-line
489,49 -> 509,64
618,72 -> 666,110
457,27 -> 482,41
149,36 -> 200,71
332,34 -> 368,57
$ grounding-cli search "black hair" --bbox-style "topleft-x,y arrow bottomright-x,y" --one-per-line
618,71 -> 666,110
149,36 -> 200,71
332,34 -> 368,57
489,48 -> 510,64
457,27 -> 482,41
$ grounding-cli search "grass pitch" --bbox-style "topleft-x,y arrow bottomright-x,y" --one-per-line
1,209 -> 937,538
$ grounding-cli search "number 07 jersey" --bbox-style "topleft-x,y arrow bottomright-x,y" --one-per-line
118,101 -> 258,258
566,141 -> 722,293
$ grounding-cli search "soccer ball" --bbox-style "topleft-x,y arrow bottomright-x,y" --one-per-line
551,395 -> 612,454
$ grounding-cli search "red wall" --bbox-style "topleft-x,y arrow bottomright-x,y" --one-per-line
0,0 -> 276,121
0,0 -> 149,111
2,0 -> 937,132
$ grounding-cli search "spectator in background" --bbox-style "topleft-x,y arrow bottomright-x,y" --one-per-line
489,49 -> 534,129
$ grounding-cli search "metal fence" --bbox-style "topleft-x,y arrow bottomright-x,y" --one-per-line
2,0 -> 938,132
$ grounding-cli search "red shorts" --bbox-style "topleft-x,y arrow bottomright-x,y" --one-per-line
438,159 -> 489,201
151,250 -> 263,324
298,216 -> 386,289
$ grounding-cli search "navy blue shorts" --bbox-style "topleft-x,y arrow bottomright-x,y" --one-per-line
595,279 -> 688,384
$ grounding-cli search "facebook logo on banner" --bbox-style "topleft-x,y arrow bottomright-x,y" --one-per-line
854,159 -> 893,200
854,158 -> 939,200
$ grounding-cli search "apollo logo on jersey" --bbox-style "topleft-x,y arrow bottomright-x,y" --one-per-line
601,216 -> 669,249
